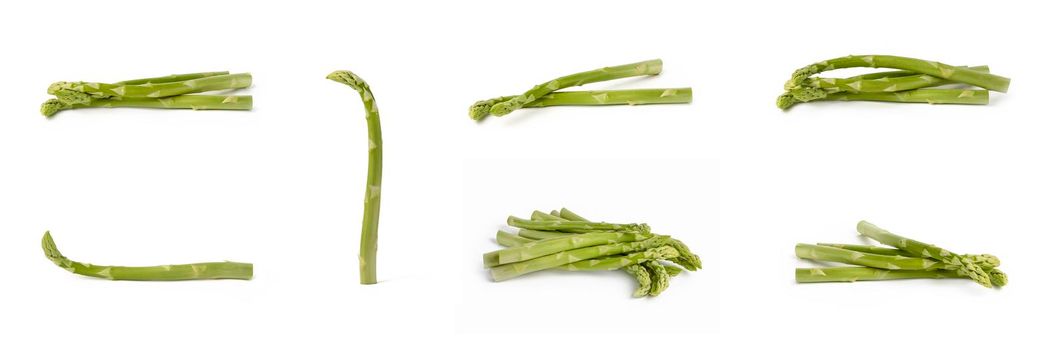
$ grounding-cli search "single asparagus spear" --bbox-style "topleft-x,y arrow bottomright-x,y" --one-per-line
804,66 -> 990,93
624,264 -> 652,298
488,235 -> 671,281
470,88 -> 691,121
796,267 -> 960,283
857,221 -> 991,287
328,70 -> 384,285
557,208 -> 589,222
818,243 -> 1002,268
42,231 -> 252,281
785,55 -> 1010,93
115,71 -> 231,85
41,95 -> 253,118
796,243 -> 941,270
506,216 -> 650,233
484,231 -> 652,267
479,59 -> 663,118
516,228 -> 573,240
49,73 -> 253,105
777,89 -> 988,110
642,261 -> 670,296
563,246 -> 679,271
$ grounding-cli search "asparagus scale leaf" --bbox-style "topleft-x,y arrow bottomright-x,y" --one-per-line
327,70 -> 384,285
42,231 -> 252,281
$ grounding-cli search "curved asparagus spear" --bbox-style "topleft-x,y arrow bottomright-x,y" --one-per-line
41,95 -> 253,118
785,55 -> 1010,93
796,267 -> 959,283
49,73 -> 253,105
857,221 -> 991,287
42,231 -> 252,281
483,59 -> 663,117
327,70 -> 383,285
624,264 -> 652,297
642,261 -> 670,296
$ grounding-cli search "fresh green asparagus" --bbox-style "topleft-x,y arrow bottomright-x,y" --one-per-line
42,231 -> 252,281
328,70 -> 384,285
41,71 -> 253,118
41,95 -> 253,117
857,221 -> 992,287
796,267 -> 960,283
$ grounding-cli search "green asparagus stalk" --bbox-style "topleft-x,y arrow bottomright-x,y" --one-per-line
526,88 -> 691,107
796,243 -> 941,270
506,216 -> 650,233
562,246 -> 679,271
488,235 -> 670,281
804,66 -> 990,93
115,71 -> 231,85
516,228 -> 573,240
41,95 -> 253,118
642,260 -> 670,296
557,208 -> 589,222
777,89 -> 988,110
819,243 -> 1002,268
42,231 -> 252,281
549,208 -> 700,271
477,59 -> 663,118
485,231 -> 652,267
624,264 -> 652,297
49,73 -> 253,105
328,70 -> 384,285
786,55 -> 1010,93
857,221 -> 992,287
796,267 -> 960,283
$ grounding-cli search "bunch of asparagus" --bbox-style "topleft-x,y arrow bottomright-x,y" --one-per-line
40,71 -> 254,118
469,59 -> 691,121
777,55 -> 1010,110
484,208 -> 701,297
42,231 -> 252,281
795,221 -> 1006,288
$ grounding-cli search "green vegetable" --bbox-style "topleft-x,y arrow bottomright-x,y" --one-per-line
857,221 -> 992,288
485,59 -> 663,117
42,231 -> 252,281
797,243 -> 940,270
41,95 -> 253,117
483,208 -> 701,297
778,55 -> 1010,110
40,71 -> 253,118
796,267 -> 959,283
327,70 -> 384,285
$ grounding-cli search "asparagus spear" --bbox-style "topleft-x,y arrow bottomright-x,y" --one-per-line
803,66 -> 990,93
796,243 -> 942,270
484,231 -> 652,267
506,216 -> 650,233
470,88 -> 691,121
115,71 -> 231,85
624,264 -> 652,297
475,59 -> 663,118
327,70 -> 384,285
488,235 -> 670,281
42,231 -> 252,281
819,243 -> 1002,268
49,73 -> 253,105
785,55 -> 1010,93
796,267 -> 960,283
562,246 -> 679,271
41,95 -> 253,118
857,221 -> 992,287
777,89 -> 988,110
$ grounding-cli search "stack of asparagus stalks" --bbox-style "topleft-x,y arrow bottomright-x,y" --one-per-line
469,59 -> 691,121
796,221 -> 1007,288
484,208 -> 701,297
777,55 -> 1010,110
41,71 -> 253,118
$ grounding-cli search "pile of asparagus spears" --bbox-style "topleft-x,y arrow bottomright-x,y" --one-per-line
469,59 -> 691,121
40,71 -> 253,118
777,55 -> 1010,110
796,221 -> 1007,288
484,208 -> 701,297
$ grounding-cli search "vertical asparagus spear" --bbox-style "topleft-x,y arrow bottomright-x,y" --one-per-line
481,59 -> 663,118
857,221 -> 991,287
42,231 -> 252,281
328,70 -> 384,285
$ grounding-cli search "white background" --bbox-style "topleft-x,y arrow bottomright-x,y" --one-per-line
0,0 -> 1048,348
